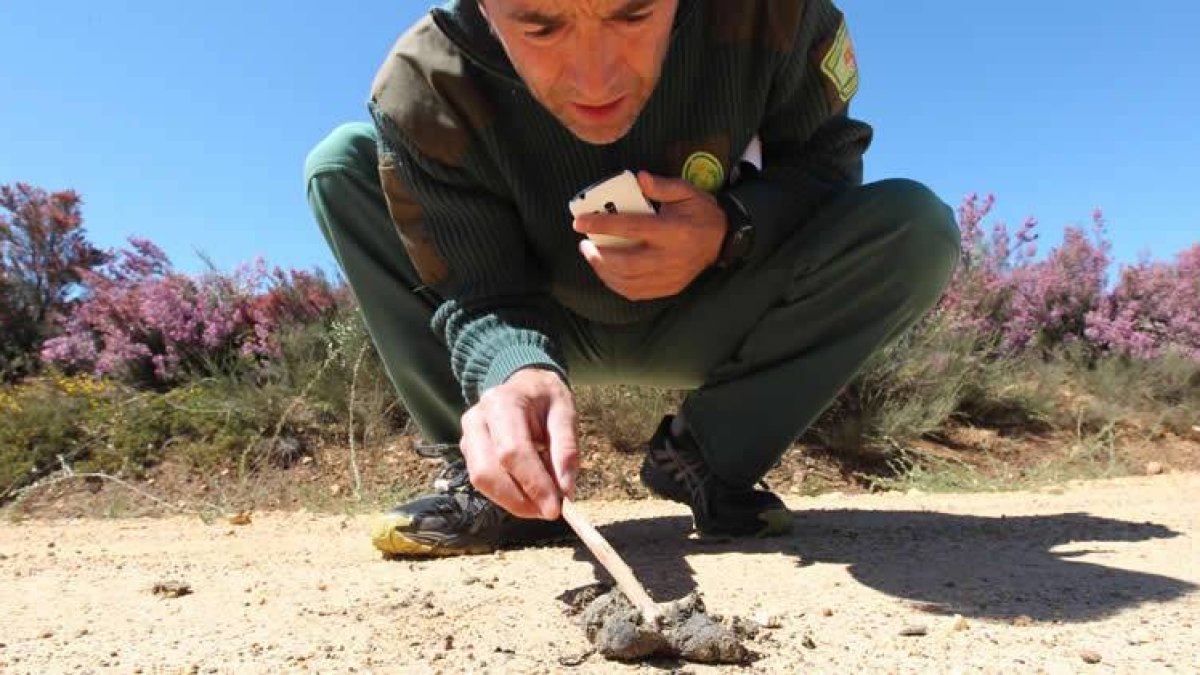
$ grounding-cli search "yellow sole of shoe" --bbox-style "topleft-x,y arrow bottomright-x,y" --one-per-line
370,514 -> 493,559
756,508 -> 794,537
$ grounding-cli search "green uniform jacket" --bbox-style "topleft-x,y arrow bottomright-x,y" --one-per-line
368,0 -> 873,404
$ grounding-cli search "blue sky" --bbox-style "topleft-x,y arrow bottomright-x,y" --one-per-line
2,1 -> 1196,277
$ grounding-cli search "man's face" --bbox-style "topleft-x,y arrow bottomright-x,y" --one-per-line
479,0 -> 679,145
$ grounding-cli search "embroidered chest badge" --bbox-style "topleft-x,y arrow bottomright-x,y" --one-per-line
682,151 -> 725,193
820,19 -> 859,103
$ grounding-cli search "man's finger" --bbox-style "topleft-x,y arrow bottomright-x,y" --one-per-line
546,400 -> 579,497
579,239 -> 660,276
637,171 -> 700,204
489,409 -> 562,520
460,413 -> 543,519
573,212 -> 659,240
473,456 -> 543,519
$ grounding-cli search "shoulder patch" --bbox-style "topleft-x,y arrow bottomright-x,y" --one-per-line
370,16 -> 493,168
817,18 -> 859,108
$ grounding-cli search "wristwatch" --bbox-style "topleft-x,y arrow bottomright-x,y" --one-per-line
714,190 -> 755,269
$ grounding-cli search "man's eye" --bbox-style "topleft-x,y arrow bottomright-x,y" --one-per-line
524,24 -> 561,39
619,12 -> 652,25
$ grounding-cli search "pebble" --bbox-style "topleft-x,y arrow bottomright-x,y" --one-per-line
899,624 -> 928,637
801,633 -> 817,649
952,615 -> 970,631
820,608 -> 834,617
753,612 -> 783,629
151,581 -> 193,598
557,649 -> 593,667
1145,462 -> 1164,476
1079,649 -> 1102,664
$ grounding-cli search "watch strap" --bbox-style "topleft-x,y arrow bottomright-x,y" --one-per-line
714,190 -> 754,268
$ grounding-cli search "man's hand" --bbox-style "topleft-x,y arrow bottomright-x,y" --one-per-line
573,171 -> 727,301
459,367 -> 578,520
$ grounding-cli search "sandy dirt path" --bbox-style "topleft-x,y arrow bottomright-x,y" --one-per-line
1,473 -> 1198,674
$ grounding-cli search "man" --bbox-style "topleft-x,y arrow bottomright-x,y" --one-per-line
305,0 -> 961,557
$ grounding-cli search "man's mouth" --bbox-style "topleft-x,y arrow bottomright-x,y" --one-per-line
571,97 -> 626,121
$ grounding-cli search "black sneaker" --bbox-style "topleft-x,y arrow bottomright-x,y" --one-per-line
371,453 -> 572,558
640,415 -> 793,538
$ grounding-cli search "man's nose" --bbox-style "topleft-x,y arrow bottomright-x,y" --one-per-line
569,26 -> 619,99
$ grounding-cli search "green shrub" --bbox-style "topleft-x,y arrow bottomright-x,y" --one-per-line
574,385 -> 683,452
0,379 -> 90,497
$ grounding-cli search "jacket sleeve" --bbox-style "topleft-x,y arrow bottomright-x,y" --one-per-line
725,0 -> 874,254
370,106 -> 567,405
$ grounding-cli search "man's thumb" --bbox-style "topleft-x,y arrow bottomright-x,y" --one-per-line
637,171 -> 696,204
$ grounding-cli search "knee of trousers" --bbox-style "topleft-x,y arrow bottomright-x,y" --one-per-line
868,178 -> 962,308
303,122 -> 380,189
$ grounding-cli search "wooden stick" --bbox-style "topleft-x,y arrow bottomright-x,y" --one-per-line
561,497 -> 661,623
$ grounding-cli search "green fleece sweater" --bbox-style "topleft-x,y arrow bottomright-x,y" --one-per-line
368,0 -> 873,404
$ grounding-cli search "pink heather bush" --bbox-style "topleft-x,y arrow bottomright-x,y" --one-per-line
937,193 -> 1037,340
1085,244 -> 1200,360
939,195 -> 1198,362
1002,210 -> 1110,352
41,238 -> 338,385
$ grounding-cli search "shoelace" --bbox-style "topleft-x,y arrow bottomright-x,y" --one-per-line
413,442 -> 499,530
413,442 -> 468,493
658,435 -> 713,521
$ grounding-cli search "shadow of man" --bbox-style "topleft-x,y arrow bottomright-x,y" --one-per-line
569,509 -> 1195,623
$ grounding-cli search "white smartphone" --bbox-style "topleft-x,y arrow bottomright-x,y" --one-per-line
567,170 -> 656,248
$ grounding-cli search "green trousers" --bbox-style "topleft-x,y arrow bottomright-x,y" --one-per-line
305,122 -> 961,489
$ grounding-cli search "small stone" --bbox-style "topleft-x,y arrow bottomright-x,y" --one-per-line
1145,462 -> 1164,476
952,615 -> 970,631
318,582 -> 328,591
39,630 -> 54,639
820,608 -> 833,617
443,635 -> 454,650
557,649 -> 594,667
899,624 -> 928,637
462,576 -> 480,586
753,612 -> 782,629
1079,649 -> 1102,664
1012,615 -> 1034,627
229,511 -> 252,526
801,633 -> 817,649
151,581 -> 193,598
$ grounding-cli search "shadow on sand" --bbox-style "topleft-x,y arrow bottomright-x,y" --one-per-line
566,509 -> 1195,623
